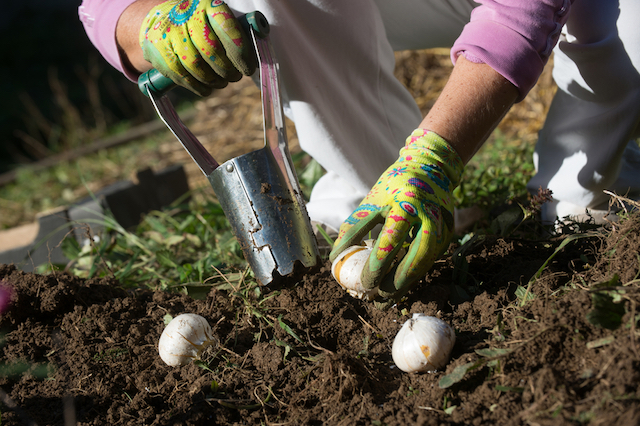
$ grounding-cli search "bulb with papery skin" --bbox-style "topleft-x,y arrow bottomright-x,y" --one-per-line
392,313 -> 456,373
158,314 -> 214,366
331,240 -> 378,300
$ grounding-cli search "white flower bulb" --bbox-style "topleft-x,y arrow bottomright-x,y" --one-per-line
392,313 -> 455,373
158,313 -> 214,366
331,240 -> 378,300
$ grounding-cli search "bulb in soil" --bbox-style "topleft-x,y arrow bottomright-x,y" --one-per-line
331,240 -> 378,300
392,313 -> 455,373
158,313 -> 214,366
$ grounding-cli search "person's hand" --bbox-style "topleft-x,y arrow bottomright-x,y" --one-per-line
329,129 -> 464,309
139,0 -> 256,96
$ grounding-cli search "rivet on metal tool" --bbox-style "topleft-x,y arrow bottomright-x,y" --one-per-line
226,164 -> 235,173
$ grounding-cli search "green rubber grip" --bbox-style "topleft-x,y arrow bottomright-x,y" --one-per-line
138,11 -> 270,97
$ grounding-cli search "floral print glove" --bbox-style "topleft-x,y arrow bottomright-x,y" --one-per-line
139,0 -> 255,96
329,129 -> 464,308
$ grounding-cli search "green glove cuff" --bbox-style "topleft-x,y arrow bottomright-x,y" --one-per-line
399,129 -> 464,192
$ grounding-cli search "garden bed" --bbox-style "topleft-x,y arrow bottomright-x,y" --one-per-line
1,215 -> 639,425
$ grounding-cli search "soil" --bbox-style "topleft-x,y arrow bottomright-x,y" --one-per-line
1,215 -> 640,425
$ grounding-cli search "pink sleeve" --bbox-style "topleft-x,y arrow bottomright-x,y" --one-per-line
451,0 -> 573,102
78,0 -> 139,82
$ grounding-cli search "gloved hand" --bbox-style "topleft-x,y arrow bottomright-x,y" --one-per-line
329,129 -> 464,309
139,0 -> 256,96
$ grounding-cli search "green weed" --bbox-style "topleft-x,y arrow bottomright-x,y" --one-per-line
455,133 -> 535,211
62,188 -> 246,291
438,347 -> 514,389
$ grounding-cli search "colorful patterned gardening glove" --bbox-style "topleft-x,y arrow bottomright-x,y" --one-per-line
139,0 -> 256,96
329,129 -> 464,309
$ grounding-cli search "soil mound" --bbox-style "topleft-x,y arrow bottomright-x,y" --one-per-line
1,217 -> 640,425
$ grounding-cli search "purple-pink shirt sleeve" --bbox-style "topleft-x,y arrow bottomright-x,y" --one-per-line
451,0 -> 573,102
78,0 -> 139,82
81,0 -> 573,97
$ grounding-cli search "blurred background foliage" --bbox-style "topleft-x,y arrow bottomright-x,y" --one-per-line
0,0 -> 158,172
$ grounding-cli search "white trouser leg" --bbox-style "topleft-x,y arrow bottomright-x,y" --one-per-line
527,0 -> 640,223
227,0 -> 473,230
